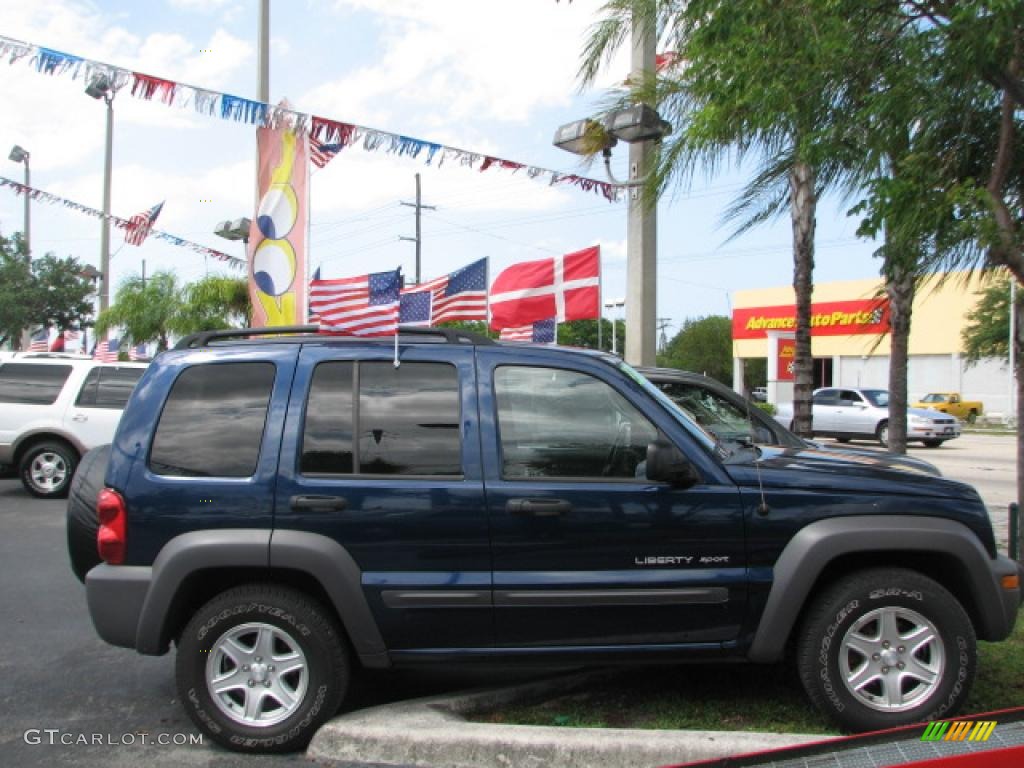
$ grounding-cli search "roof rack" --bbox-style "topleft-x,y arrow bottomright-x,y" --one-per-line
174,324 -> 495,350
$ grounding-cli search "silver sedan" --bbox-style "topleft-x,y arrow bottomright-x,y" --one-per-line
775,387 -> 962,447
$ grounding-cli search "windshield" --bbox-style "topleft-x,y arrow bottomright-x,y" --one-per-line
616,362 -> 720,454
920,393 -> 946,403
862,389 -> 889,407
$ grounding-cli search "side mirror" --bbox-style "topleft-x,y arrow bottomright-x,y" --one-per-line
645,440 -> 701,488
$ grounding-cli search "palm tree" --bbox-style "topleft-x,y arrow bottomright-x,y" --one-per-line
579,0 -> 854,437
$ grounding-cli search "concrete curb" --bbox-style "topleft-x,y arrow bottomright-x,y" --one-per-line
307,671 -> 829,768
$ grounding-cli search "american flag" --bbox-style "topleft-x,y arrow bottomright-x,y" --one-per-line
310,268 -> 402,336
27,327 -> 49,351
310,137 -> 344,169
128,342 -> 147,361
499,318 -> 557,344
62,328 -> 81,353
399,258 -> 488,326
93,337 -> 120,362
124,201 -> 164,246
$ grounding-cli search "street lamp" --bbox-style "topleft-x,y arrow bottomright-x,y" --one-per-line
8,144 -> 29,260
214,218 -> 252,243
85,74 -> 115,320
554,102 -> 671,368
553,104 -> 671,187
604,298 -> 625,356
215,218 -> 252,277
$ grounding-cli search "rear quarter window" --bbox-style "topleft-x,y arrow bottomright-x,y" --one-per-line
0,363 -> 73,405
149,362 -> 276,477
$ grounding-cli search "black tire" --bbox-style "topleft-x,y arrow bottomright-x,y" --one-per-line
19,440 -> 78,499
835,437 -> 851,444
967,410 -> 978,425
66,445 -> 111,583
797,568 -> 976,733
922,439 -> 943,448
876,421 -> 889,448
176,584 -> 349,753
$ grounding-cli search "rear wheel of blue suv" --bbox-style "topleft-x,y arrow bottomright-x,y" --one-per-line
175,583 -> 350,753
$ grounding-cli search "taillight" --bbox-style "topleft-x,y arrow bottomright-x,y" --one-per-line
96,488 -> 127,565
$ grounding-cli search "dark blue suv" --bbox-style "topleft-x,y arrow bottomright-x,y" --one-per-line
78,327 -> 1022,753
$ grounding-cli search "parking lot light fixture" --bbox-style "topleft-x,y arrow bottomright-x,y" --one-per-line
8,144 -> 30,260
214,218 -> 252,243
553,118 -> 617,156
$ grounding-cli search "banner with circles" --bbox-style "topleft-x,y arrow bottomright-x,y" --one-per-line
248,128 -> 308,327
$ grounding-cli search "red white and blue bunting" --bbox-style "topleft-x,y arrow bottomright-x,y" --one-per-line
0,35 -> 619,203
0,176 -> 244,268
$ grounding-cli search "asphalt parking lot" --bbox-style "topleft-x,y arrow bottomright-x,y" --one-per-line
0,433 -> 1017,767
0,475 -> 523,767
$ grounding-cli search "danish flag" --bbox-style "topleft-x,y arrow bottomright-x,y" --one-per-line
489,246 -> 600,330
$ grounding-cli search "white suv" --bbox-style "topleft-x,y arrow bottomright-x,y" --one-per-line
0,355 -> 148,497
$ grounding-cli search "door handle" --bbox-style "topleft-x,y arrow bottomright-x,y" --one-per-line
506,498 -> 572,517
290,494 -> 348,512
72,414 -> 88,422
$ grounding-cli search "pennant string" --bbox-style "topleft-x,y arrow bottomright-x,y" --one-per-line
0,176 -> 245,268
0,33 -> 620,202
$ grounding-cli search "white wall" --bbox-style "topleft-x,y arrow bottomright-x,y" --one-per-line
835,354 -> 1013,413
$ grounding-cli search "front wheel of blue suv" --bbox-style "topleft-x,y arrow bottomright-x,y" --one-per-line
175,583 -> 350,752
797,568 -> 977,733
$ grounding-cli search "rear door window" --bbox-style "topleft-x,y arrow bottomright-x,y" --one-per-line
0,363 -> 72,405
300,361 -> 461,477
149,363 -> 276,477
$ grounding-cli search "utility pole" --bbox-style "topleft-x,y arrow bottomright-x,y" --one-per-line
399,173 -> 436,285
624,6 -> 658,367
258,0 -> 270,103
657,317 -> 671,354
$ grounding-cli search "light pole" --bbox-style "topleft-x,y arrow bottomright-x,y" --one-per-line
85,75 -> 115,319
8,145 -> 29,259
554,103 -> 670,367
79,265 -> 102,354
604,298 -> 625,356
8,144 -> 31,350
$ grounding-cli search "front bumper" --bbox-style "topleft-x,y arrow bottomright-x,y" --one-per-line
907,423 -> 961,440
85,563 -> 153,651
991,554 -> 1023,637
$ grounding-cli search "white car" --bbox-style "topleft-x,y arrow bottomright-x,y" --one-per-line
0,354 -> 148,497
774,387 -> 962,448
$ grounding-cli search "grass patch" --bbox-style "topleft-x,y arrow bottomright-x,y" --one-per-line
476,617 -> 1023,733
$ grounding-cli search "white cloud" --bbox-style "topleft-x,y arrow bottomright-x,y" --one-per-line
168,0 -> 234,10
308,0 -> 627,129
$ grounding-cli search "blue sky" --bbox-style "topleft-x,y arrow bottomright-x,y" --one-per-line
0,0 -> 880,334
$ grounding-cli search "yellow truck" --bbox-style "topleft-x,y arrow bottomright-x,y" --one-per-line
912,392 -> 983,423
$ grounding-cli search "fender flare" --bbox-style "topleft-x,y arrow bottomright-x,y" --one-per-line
269,529 -> 389,667
135,529 -> 388,667
747,515 -> 1015,662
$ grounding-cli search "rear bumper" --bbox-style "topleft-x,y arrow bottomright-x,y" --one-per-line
85,563 -> 153,651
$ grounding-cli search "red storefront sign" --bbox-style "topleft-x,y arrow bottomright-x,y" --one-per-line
777,338 -> 796,381
732,299 -> 889,340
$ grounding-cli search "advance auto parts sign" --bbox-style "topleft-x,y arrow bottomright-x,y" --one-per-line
732,299 -> 890,340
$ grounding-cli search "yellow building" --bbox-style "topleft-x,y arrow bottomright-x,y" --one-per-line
731,271 -> 1013,413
